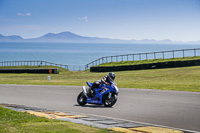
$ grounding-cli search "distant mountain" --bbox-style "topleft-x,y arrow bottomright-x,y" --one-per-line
28,31 -> 122,43
0,34 -> 23,42
0,31 -> 200,44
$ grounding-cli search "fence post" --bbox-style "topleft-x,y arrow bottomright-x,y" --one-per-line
154,52 -> 156,59
139,54 -> 141,60
133,54 -> 134,61
102,57 -> 105,63
146,53 -> 148,60
173,51 -> 175,58
162,52 -> 164,59
183,49 -> 185,58
127,55 -> 128,61
194,49 -> 196,57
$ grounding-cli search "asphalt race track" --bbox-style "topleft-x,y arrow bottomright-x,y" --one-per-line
0,84 -> 199,132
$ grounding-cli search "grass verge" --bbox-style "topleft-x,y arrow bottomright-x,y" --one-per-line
0,106 -> 116,133
0,65 -> 200,92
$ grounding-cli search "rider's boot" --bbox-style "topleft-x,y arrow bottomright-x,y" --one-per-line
87,87 -> 92,97
87,87 -> 95,97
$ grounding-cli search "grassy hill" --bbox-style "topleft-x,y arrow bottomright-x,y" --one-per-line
95,56 -> 200,67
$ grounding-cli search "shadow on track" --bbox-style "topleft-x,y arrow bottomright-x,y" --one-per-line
74,104 -> 113,108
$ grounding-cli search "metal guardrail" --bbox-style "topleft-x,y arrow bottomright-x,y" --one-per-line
0,60 -> 69,70
0,61 -> 86,71
85,48 -> 200,70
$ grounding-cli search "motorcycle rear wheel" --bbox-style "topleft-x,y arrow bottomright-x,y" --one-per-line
77,92 -> 87,105
103,94 -> 117,107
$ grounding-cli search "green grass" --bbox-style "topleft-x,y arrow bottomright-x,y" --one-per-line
0,65 -> 200,92
95,56 -> 200,66
0,106 -> 116,133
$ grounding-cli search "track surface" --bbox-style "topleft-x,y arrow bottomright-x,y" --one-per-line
0,84 -> 199,131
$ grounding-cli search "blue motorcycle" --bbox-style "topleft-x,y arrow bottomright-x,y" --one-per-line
77,81 -> 119,107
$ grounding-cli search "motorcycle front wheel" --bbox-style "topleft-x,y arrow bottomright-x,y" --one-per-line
77,92 -> 87,105
103,94 -> 117,107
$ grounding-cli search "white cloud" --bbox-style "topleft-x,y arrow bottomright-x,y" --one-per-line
25,13 -> 31,16
17,13 -> 31,16
79,16 -> 88,23
17,13 -> 24,16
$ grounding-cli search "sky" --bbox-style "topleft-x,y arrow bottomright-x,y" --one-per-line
0,0 -> 200,42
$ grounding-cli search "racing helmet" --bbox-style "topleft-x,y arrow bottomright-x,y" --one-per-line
108,72 -> 115,81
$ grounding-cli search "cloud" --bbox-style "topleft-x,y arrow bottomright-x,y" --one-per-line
79,16 -> 88,23
25,13 -> 31,16
17,13 -> 31,16
17,13 -> 24,16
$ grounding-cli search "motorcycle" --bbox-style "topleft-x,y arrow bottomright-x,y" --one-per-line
77,81 -> 119,107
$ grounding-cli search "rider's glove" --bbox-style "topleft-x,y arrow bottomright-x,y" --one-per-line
105,82 -> 110,86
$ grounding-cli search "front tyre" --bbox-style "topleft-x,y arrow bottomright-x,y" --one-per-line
103,94 -> 117,107
77,92 -> 87,105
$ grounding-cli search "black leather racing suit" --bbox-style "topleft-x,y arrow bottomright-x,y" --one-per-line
90,75 -> 111,90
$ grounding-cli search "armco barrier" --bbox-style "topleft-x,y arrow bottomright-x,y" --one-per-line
90,59 -> 200,72
0,68 -> 59,74
86,48 -> 200,70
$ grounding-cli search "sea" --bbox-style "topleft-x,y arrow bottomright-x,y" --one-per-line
0,42 -> 200,70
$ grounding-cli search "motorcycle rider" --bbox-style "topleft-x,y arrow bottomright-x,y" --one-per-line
88,72 -> 116,97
